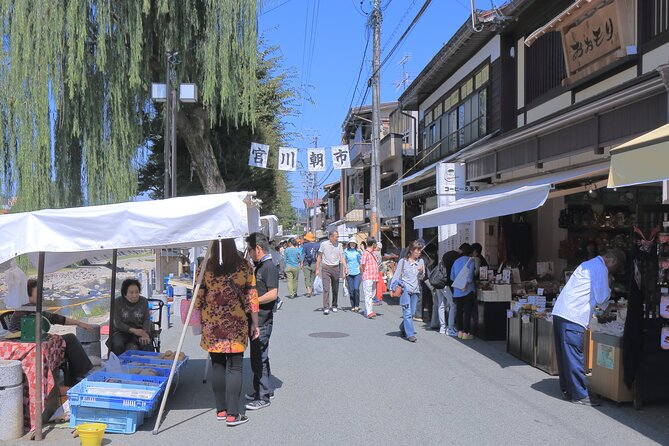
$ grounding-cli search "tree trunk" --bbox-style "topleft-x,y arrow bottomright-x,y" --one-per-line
176,105 -> 227,193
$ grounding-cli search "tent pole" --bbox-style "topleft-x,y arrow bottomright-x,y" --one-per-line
108,249 -> 118,359
152,241 -> 213,435
34,252 -> 45,441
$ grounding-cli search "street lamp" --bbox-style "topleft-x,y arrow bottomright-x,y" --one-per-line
151,50 -> 198,198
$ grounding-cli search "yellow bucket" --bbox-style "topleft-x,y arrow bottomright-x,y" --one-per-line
75,423 -> 107,446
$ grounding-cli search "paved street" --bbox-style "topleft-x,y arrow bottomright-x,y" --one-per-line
12,278 -> 669,446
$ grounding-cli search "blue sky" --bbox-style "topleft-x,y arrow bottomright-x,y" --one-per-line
258,0 -> 478,209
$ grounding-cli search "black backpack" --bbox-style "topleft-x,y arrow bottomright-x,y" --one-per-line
429,262 -> 449,289
304,243 -> 319,266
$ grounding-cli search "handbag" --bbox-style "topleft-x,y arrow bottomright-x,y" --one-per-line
452,258 -> 472,291
390,259 -> 405,298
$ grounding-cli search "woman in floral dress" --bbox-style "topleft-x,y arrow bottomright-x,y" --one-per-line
197,238 -> 260,427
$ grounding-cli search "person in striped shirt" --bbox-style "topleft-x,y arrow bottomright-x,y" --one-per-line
360,238 -> 380,319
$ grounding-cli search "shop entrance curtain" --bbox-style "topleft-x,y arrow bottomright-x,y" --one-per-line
608,123 -> 669,188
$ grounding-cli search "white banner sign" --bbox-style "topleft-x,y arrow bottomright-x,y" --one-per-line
378,184 -> 402,218
330,145 -> 351,169
277,147 -> 297,171
248,142 -> 269,169
307,148 -> 326,172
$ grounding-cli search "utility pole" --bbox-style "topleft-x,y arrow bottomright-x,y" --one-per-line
171,88 -> 178,198
312,135 -> 319,234
370,0 -> 382,242
164,50 -> 172,199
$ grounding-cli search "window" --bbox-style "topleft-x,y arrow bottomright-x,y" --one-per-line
419,62 -> 489,160
642,0 -> 669,43
525,31 -> 566,104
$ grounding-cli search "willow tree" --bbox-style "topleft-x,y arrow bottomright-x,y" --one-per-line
0,0 -> 258,212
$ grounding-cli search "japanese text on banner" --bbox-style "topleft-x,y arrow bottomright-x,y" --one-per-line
330,145 -> 351,169
248,142 -> 269,168
278,147 -> 297,171
307,148 -> 326,172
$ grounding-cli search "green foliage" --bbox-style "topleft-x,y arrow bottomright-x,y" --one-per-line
138,43 -> 297,228
0,0 -> 258,212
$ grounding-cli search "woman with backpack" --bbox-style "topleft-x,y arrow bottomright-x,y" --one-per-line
301,232 -> 321,297
429,249 -> 461,336
450,243 -> 476,340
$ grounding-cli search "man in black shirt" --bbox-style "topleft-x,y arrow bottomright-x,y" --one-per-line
245,232 -> 279,410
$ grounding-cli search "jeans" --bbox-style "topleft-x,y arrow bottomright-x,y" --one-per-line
285,266 -> 300,296
553,315 -> 588,400
414,290 -> 423,319
346,274 -> 361,308
210,352 -> 243,415
431,289 -> 445,331
250,319 -> 274,401
455,291 -> 475,334
362,280 -> 376,316
400,292 -> 420,338
108,331 -> 154,356
321,264 -> 340,309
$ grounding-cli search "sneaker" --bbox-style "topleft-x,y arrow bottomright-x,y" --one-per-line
412,316 -> 422,322
226,414 -> 249,426
462,333 -> 475,340
323,309 -> 329,315
572,396 -> 601,407
457,331 -> 464,339
244,393 -> 256,401
276,299 -> 284,310
446,329 -> 458,337
216,410 -> 227,420
439,329 -> 446,334
367,312 -> 377,319
561,390 -> 572,401
245,399 -> 270,410
331,307 -> 338,313
269,393 -> 275,400
407,336 -> 417,342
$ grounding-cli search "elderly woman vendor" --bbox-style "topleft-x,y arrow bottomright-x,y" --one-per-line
8,278 -> 94,385
108,278 -> 154,355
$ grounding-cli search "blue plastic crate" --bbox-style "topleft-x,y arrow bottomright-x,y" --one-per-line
87,371 -> 167,392
67,379 -> 161,412
70,404 -> 145,434
119,350 -> 161,358
120,355 -> 187,370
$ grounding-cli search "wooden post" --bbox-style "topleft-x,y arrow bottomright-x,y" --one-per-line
108,249 -> 118,359
34,252 -> 45,441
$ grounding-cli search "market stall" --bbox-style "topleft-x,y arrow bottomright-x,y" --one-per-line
0,192 -> 260,439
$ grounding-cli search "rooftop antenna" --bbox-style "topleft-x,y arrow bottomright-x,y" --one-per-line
393,53 -> 412,92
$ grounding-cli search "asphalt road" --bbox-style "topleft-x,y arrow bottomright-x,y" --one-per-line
11,277 -> 669,446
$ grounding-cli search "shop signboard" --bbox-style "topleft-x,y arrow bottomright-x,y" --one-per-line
378,184 -> 402,218
436,162 -> 470,256
558,0 -> 636,84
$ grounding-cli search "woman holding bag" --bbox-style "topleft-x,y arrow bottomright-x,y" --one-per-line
391,240 -> 425,343
450,243 -> 476,340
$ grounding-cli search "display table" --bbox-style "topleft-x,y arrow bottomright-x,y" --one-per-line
535,318 -> 558,375
0,335 -> 66,431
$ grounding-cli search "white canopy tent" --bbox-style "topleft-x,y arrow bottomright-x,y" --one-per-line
0,192 -> 260,439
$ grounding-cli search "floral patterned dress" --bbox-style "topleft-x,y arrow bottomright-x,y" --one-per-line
196,262 -> 259,354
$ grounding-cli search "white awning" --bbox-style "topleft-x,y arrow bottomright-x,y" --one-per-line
608,123 -> 669,188
0,192 -> 259,266
413,162 -> 608,229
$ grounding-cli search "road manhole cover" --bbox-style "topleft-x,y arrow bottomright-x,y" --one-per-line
308,332 -> 349,338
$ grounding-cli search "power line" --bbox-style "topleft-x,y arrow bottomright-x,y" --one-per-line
381,0 -> 418,54
259,0 -> 293,16
375,0 -> 433,78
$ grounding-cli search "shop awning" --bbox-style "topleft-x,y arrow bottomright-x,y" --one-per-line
607,123 -> 669,188
413,162 -> 609,228
414,184 -> 550,228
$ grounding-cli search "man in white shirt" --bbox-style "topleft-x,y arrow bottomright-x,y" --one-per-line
315,231 -> 347,315
552,248 -> 625,406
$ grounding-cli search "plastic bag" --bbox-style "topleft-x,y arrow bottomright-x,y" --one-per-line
313,276 -> 323,294
4,260 -> 28,309
106,352 -> 123,373
180,298 -> 201,328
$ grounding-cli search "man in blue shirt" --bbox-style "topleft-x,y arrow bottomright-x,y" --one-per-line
552,248 -> 625,406
450,244 -> 476,340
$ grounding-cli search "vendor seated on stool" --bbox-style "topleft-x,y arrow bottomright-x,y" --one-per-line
108,278 -> 153,355
8,278 -> 94,386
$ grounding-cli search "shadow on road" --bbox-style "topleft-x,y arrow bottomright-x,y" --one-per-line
530,377 -> 565,402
